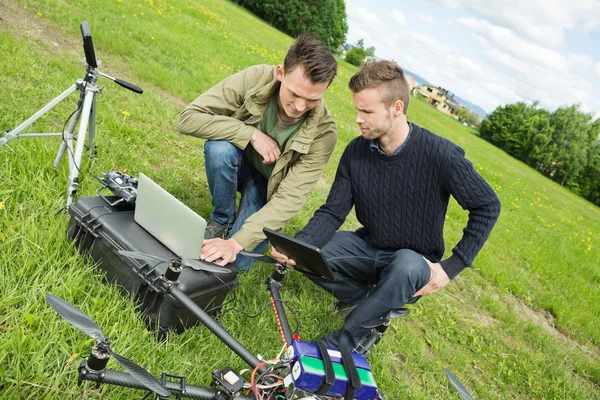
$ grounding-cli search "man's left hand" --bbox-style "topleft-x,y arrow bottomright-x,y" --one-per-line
200,238 -> 243,267
413,258 -> 450,297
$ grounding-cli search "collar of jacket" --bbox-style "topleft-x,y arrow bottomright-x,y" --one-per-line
245,67 -> 327,148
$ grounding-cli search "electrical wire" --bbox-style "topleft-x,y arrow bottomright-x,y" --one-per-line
61,95 -> 84,183
251,362 -> 267,400
219,299 -> 273,321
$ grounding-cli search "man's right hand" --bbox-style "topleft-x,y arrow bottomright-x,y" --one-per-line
271,247 -> 296,266
250,129 -> 280,164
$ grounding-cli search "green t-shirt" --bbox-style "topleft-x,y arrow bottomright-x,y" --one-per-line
245,93 -> 306,178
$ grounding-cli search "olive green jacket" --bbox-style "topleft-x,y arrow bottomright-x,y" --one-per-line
177,65 -> 338,250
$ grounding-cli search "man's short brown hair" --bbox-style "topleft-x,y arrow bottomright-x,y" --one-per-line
284,32 -> 338,85
349,59 -> 410,113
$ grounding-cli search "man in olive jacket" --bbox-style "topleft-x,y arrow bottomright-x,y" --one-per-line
177,33 -> 338,271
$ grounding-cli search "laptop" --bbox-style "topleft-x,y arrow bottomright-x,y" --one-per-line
263,228 -> 334,281
134,173 -> 207,259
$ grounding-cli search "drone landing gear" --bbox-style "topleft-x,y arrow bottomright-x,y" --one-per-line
356,308 -> 411,355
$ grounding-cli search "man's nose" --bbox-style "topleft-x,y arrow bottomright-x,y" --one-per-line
355,114 -> 364,124
295,98 -> 307,112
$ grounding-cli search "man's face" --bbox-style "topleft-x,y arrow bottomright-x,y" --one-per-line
276,65 -> 329,122
353,88 -> 393,140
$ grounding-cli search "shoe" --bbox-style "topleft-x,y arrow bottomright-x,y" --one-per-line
204,220 -> 232,239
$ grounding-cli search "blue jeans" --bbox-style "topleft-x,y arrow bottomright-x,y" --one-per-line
308,230 -> 431,351
204,140 -> 268,271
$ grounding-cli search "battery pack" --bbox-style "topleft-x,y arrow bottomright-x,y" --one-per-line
287,340 -> 371,371
291,355 -> 378,399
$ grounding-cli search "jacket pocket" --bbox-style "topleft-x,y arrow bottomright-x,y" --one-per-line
288,137 -> 311,155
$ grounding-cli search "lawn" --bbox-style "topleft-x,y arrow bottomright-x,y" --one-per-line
0,0 -> 599,398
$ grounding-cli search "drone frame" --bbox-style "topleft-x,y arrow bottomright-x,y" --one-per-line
50,250 -> 473,399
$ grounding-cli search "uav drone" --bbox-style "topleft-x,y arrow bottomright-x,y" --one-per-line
46,249 -> 474,399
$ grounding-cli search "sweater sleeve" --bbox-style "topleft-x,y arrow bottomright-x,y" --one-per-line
295,146 -> 354,247
440,148 -> 501,279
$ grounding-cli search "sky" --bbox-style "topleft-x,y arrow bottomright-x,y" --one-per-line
344,0 -> 600,118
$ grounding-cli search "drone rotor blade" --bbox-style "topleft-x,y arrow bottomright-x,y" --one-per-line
109,350 -> 170,397
239,251 -> 278,264
445,369 -> 474,400
46,294 -> 105,343
183,258 -> 232,274
118,250 -> 167,264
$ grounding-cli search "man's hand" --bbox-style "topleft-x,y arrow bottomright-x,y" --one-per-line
270,247 -> 296,266
413,258 -> 450,297
200,238 -> 243,267
250,129 -> 281,164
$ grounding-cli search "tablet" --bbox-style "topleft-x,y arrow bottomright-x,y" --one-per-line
263,228 -> 334,281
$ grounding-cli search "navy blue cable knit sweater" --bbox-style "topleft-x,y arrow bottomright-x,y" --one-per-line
295,123 -> 501,279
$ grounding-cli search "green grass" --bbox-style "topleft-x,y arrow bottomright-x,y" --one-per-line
1,0 -> 599,398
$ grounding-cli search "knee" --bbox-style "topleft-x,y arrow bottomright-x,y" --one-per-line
388,249 -> 430,283
204,140 -> 240,166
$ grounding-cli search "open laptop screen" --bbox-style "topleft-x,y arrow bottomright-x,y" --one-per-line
134,173 -> 206,259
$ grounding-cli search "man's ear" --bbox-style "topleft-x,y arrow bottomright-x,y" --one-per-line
275,65 -> 285,82
392,100 -> 405,117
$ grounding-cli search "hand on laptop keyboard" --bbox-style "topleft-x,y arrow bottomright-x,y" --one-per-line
200,238 -> 243,266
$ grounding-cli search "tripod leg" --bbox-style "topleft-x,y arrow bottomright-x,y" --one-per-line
53,106 -> 83,168
65,88 -> 97,207
87,94 -> 98,160
0,84 -> 78,146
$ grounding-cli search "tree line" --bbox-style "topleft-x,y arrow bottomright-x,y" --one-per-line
480,102 -> 600,206
233,0 -> 348,51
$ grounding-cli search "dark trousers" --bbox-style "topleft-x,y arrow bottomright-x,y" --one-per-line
309,230 -> 431,350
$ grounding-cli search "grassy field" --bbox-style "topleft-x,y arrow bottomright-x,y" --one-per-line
1,0 -> 599,398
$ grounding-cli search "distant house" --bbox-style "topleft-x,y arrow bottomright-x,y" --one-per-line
415,85 -> 463,117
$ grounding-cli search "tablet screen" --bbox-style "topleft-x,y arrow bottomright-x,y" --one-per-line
263,228 -> 334,281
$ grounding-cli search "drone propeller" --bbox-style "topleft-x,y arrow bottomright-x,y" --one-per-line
445,368 -> 474,400
46,293 -> 105,343
239,251 -> 279,264
118,250 -> 230,274
45,294 -> 170,397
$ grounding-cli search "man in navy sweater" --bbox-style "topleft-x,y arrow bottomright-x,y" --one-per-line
272,60 -> 501,351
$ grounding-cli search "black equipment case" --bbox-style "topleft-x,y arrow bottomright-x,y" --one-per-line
67,196 -> 238,336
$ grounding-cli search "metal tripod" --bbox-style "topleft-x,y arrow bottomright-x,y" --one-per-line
1,64 -> 142,206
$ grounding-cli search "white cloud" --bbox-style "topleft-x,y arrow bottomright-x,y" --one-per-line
568,54 -> 594,70
411,11 -> 435,25
456,17 -> 567,72
353,7 -> 380,25
391,10 -> 406,25
430,0 -> 600,48
345,0 -> 600,117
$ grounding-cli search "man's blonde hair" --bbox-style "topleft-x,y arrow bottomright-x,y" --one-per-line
348,59 -> 410,113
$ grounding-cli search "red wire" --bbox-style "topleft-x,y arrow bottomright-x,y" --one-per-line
251,361 -> 267,400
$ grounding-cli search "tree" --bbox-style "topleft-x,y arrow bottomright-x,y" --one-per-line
547,105 -> 592,186
344,47 -> 368,66
235,0 -> 348,51
479,101 -> 600,206
456,107 -> 481,129
344,38 -> 375,66
479,102 -> 542,153
573,119 -> 600,201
